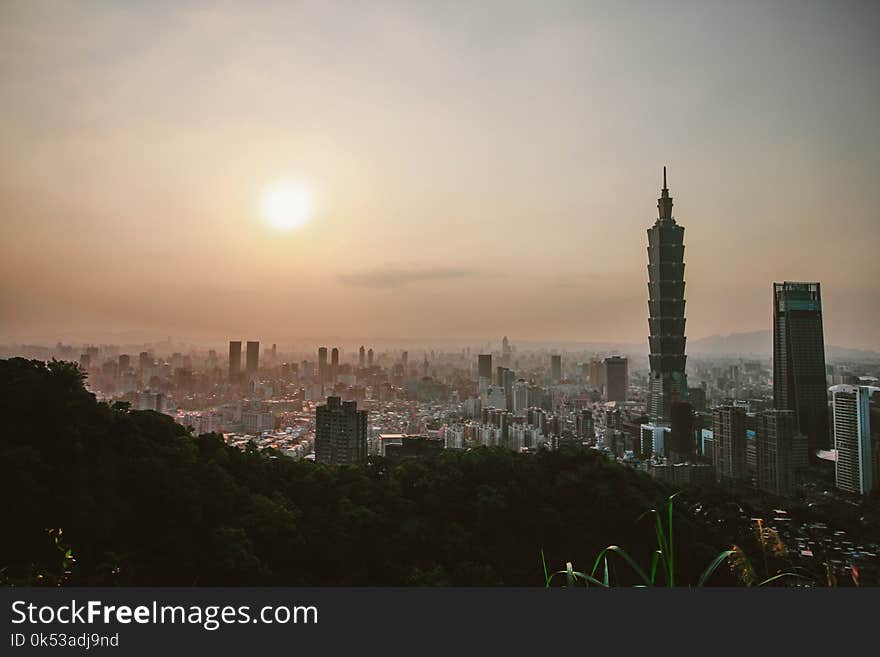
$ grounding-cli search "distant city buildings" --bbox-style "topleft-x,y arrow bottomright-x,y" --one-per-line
773,282 -> 829,453
646,167 -> 689,423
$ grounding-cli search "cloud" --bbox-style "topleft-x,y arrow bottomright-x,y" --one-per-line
338,266 -> 478,289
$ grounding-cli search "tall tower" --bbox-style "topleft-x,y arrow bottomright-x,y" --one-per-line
245,341 -> 260,378
647,167 -> 688,423
359,345 -> 366,368
318,347 -> 328,384
331,347 -> 339,382
773,282 -> 829,453
228,341 -> 242,383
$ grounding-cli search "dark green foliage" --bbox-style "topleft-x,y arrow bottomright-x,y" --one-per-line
1,358 -> 724,586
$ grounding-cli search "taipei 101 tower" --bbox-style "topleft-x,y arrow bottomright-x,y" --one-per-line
646,167 -> 688,422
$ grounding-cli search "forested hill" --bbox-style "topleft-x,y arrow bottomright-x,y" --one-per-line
0,358 -> 724,586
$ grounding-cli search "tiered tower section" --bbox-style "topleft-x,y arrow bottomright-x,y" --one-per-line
647,167 -> 688,422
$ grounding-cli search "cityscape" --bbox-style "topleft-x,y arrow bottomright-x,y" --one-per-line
3,170 -> 878,586
1,2 -> 879,591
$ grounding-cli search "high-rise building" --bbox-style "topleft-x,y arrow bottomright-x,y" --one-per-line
118,354 -> 130,371
228,341 -> 242,383
713,406 -> 748,482
401,350 -> 408,371
246,341 -> 260,378
315,396 -> 368,465
647,167 -> 688,423
687,386 -> 707,413
367,348 -> 374,368
478,354 -> 492,382
773,282 -> 829,453
640,423 -> 670,460
755,409 -> 805,497
331,347 -> 339,383
576,409 -> 594,441
513,379 -> 529,413
318,347 -> 328,384
669,400 -> 694,463
501,335 -> 512,367
589,359 -> 605,388
359,345 -> 366,368
550,355 -> 562,382
501,369 -> 516,411
830,385 -> 877,495
603,356 -> 628,403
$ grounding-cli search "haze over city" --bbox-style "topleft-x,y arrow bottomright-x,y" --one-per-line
1,1 -> 878,349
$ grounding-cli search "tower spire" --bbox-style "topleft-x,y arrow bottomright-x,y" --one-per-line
657,166 -> 673,222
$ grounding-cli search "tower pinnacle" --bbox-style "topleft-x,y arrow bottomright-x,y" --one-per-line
657,166 -> 674,222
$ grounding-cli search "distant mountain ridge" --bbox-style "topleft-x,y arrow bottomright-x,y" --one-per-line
689,330 -> 879,360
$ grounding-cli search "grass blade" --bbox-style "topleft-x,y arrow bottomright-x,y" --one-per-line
698,549 -> 736,586
592,545 -> 653,586
757,572 -> 810,587
649,550 -> 661,586
667,494 -> 676,587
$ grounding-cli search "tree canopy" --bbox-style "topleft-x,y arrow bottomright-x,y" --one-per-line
1,357 -> 724,585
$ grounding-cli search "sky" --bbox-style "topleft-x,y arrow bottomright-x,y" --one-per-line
1,0 -> 878,350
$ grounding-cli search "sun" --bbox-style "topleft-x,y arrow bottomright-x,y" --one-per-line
259,180 -> 315,231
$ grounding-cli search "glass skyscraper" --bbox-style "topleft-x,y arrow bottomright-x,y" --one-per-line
772,281 -> 829,453
646,167 -> 688,422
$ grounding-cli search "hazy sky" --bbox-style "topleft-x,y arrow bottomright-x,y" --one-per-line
1,0 -> 878,349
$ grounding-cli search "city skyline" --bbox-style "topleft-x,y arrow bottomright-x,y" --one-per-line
1,2 -> 879,350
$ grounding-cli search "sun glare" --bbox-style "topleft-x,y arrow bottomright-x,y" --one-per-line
259,180 -> 315,231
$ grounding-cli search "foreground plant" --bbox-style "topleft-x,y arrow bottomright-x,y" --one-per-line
543,493 -> 812,588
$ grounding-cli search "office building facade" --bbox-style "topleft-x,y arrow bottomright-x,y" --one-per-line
830,385 -> 877,495
713,406 -> 748,482
773,281 -> 829,453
